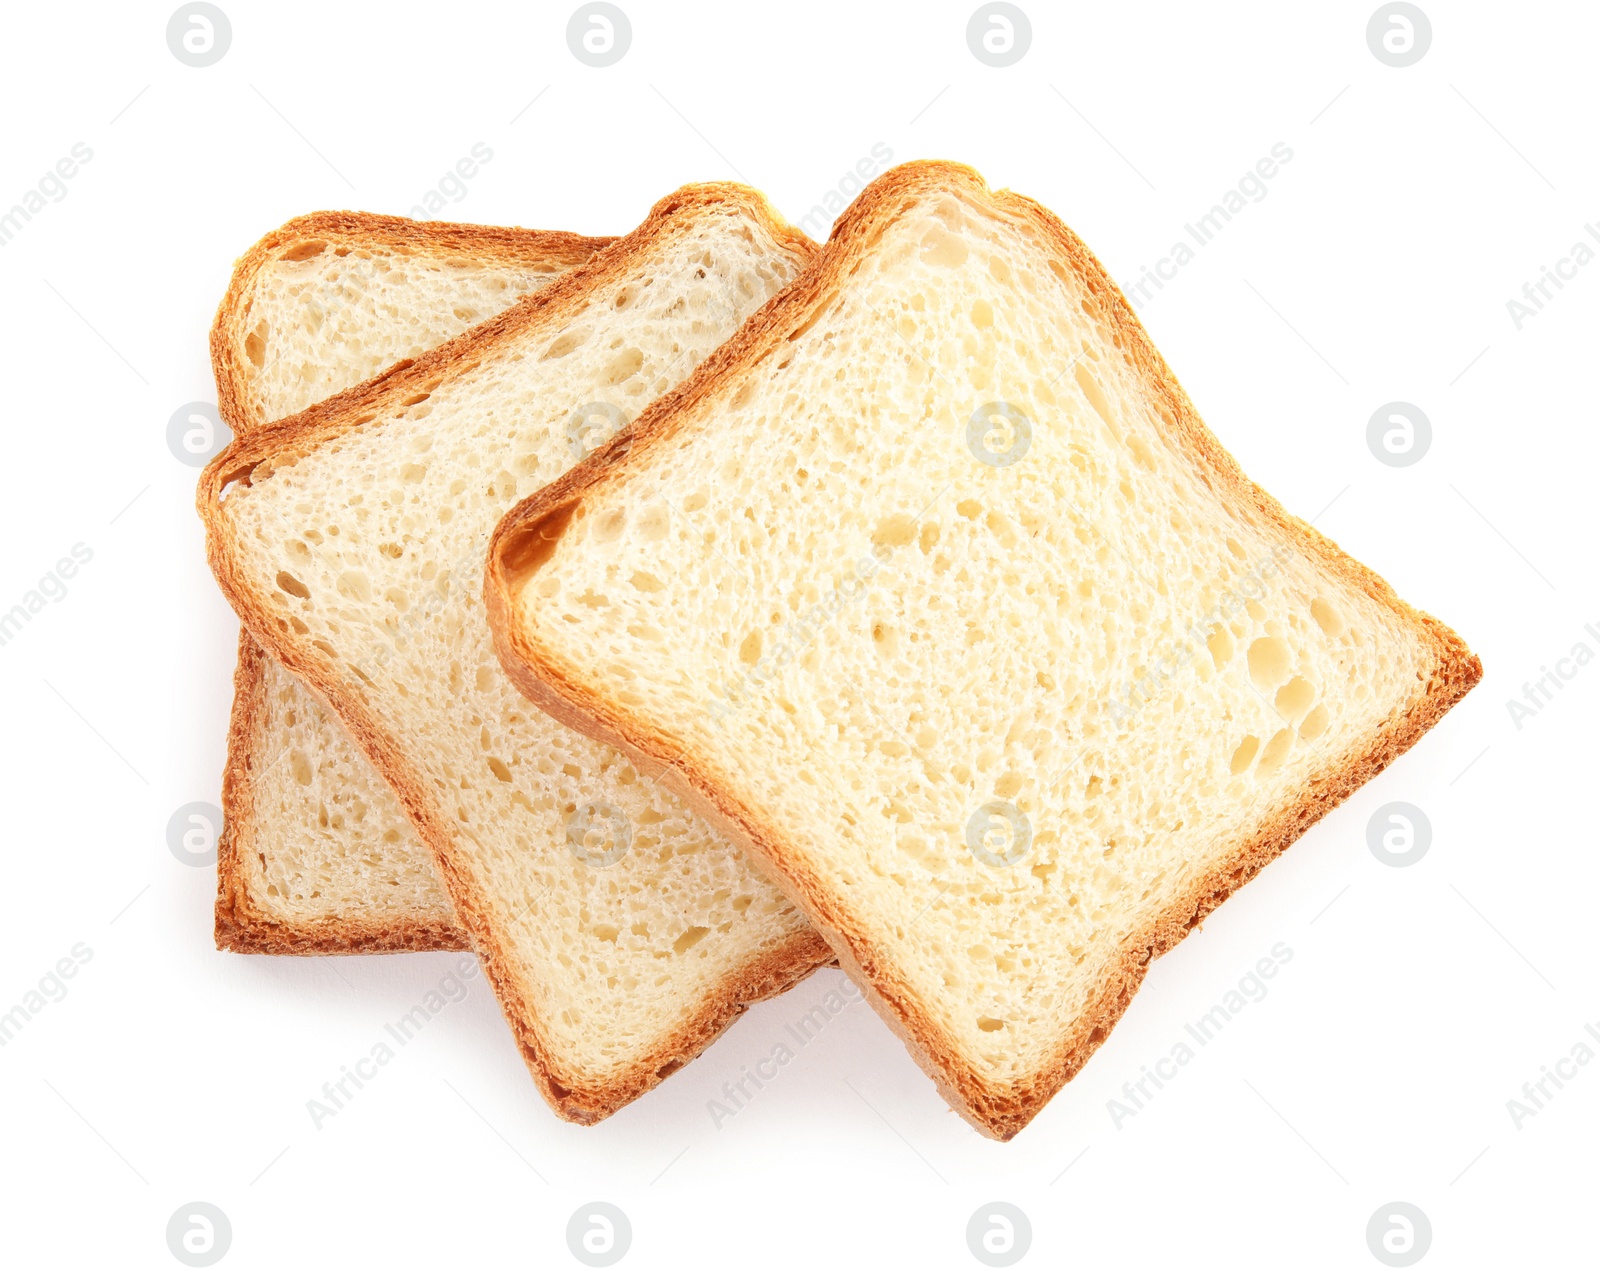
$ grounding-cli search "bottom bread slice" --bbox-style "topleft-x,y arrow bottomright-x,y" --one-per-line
211,212 -> 611,952
201,187 -> 835,1121
218,633 -> 470,951
487,161 -> 1482,1138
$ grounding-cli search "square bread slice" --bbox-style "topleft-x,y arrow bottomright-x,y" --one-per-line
485,161 -> 1482,1138
210,212 -> 612,952
199,186 -> 833,1123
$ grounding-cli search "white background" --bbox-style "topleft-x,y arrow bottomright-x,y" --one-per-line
0,1 -> 1593,1265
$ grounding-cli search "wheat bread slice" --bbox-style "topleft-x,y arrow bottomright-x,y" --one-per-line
485,161 -> 1482,1139
199,186 -> 833,1122
211,212 -> 613,953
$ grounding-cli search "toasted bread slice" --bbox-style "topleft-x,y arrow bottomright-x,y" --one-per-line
486,162 -> 1481,1138
212,212 -> 612,952
200,187 -> 832,1122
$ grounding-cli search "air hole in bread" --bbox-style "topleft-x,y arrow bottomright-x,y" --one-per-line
1299,704 -> 1331,740
1275,676 -> 1314,720
1074,363 -> 1116,431
1258,728 -> 1294,773
601,347 -> 644,385
872,513 -> 917,548
1207,628 -> 1234,669
541,328 -> 591,360
1247,636 -> 1292,690
1311,597 -> 1345,637
280,240 -> 328,262
919,225 -> 968,268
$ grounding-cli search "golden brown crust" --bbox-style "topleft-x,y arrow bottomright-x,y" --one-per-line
215,631 -> 474,955
485,161 -> 1483,1139
199,186 -> 831,1122
211,213 -> 614,957
210,210 -> 616,435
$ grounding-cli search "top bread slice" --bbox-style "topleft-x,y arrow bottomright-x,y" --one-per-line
210,212 -> 612,952
485,161 -> 1482,1139
199,186 -> 833,1123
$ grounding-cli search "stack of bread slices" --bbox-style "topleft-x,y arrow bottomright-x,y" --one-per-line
199,163 -> 1478,1139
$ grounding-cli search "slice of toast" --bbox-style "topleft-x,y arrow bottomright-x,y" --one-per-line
486,162 -> 1482,1139
200,187 -> 833,1122
211,212 -> 612,953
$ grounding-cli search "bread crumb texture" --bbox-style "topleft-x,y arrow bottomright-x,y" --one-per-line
240,237 -> 566,419
514,174 -> 1461,1105
217,206 -> 814,1081
227,227 -> 585,939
